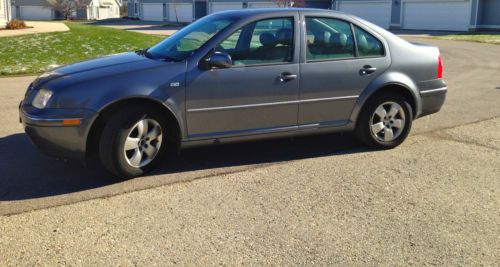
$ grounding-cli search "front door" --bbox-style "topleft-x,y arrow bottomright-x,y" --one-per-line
299,15 -> 390,127
186,16 -> 300,139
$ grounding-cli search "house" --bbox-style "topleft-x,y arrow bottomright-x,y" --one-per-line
334,0 -> 500,31
11,0 -> 122,20
127,0 -> 331,22
1,0 -> 12,26
77,0 -> 122,20
132,0 -> 500,32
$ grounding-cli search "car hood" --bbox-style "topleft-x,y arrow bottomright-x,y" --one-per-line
32,52 -> 152,88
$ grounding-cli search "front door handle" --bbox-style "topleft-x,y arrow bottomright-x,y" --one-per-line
279,72 -> 297,82
360,65 -> 377,75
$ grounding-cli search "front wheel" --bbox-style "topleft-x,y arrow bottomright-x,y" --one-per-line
98,105 -> 174,179
356,92 -> 413,149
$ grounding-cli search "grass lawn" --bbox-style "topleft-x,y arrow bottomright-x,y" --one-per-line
0,22 -> 164,76
433,33 -> 500,45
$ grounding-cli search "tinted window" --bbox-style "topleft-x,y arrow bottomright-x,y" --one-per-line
353,25 -> 384,57
216,17 -> 294,66
148,15 -> 235,61
220,29 -> 242,50
305,18 -> 355,61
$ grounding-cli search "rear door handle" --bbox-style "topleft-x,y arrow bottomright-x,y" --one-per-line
360,65 -> 377,75
279,72 -> 297,82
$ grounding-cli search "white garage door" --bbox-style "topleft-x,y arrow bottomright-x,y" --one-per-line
402,0 -> 470,31
142,3 -> 163,21
99,7 -> 110,20
210,2 -> 242,13
168,3 -> 192,22
247,2 -> 279,8
21,6 -> 52,20
337,1 -> 391,29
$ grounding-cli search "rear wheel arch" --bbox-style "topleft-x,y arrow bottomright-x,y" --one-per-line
370,84 -> 417,118
352,83 -> 418,125
85,97 -> 182,161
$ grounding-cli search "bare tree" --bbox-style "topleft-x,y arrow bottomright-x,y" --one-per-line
275,0 -> 305,8
47,0 -> 91,19
171,0 -> 179,23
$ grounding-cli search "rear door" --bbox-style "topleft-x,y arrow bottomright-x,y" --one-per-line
298,12 -> 390,127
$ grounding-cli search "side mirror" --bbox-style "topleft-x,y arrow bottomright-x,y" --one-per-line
200,52 -> 233,70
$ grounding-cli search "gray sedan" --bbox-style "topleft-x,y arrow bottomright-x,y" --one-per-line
19,8 -> 447,178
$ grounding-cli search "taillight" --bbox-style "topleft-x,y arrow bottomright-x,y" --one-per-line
437,54 -> 443,79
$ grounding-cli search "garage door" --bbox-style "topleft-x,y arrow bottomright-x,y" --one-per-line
99,7 -> 110,20
402,0 -> 470,31
168,3 -> 192,22
247,2 -> 279,8
142,3 -> 163,21
337,1 -> 391,29
21,6 -> 52,20
210,2 -> 242,13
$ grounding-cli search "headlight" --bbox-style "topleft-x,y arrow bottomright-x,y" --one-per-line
32,88 -> 53,109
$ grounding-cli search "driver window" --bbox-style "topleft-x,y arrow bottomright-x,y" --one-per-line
216,17 -> 294,66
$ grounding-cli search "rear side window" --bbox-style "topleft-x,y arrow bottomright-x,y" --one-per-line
305,17 -> 355,61
353,25 -> 384,57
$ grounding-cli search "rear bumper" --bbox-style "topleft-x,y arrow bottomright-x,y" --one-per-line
419,87 -> 447,117
19,103 -> 97,161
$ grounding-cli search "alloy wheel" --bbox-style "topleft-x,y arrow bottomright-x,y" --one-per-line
370,102 -> 406,142
123,119 -> 163,168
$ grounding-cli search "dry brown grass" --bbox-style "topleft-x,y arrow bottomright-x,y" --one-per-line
5,20 -> 29,30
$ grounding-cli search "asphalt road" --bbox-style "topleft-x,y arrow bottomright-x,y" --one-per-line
0,37 -> 499,265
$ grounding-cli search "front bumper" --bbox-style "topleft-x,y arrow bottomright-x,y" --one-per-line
19,103 -> 98,161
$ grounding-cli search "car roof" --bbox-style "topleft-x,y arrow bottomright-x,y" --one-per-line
213,8 -> 345,18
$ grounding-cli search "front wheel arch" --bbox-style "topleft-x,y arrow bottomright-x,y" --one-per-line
85,98 -> 181,162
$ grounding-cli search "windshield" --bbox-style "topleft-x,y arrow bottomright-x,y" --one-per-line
147,15 -> 236,61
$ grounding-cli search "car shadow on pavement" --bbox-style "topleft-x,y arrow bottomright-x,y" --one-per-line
0,132 -> 367,201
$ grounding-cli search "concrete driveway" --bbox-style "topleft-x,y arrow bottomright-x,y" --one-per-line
0,38 -> 499,265
90,20 -> 180,36
0,21 -> 69,37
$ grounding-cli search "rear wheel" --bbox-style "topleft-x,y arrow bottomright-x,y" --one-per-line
356,92 -> 413,149
98,105 -> 175,179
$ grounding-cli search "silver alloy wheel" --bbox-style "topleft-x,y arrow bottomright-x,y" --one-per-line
370,101 -> 406,142
123,119 -> 163,168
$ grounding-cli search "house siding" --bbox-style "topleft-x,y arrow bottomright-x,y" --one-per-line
12,0 -> 51,7
1,0 -> 13,26
127,2 -> 135,16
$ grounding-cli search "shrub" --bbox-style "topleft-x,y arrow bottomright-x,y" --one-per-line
6,19 -> 28,30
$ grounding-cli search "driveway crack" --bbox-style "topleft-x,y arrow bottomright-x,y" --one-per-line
422,131 -> 499,151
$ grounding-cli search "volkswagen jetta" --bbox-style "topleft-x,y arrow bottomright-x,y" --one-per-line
19,8 -> 447,178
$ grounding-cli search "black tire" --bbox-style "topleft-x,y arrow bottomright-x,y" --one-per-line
356,92 -> 413,149
98,105 -> 176,179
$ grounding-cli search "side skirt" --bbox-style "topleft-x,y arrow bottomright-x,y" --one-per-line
180,120 -> 355,149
